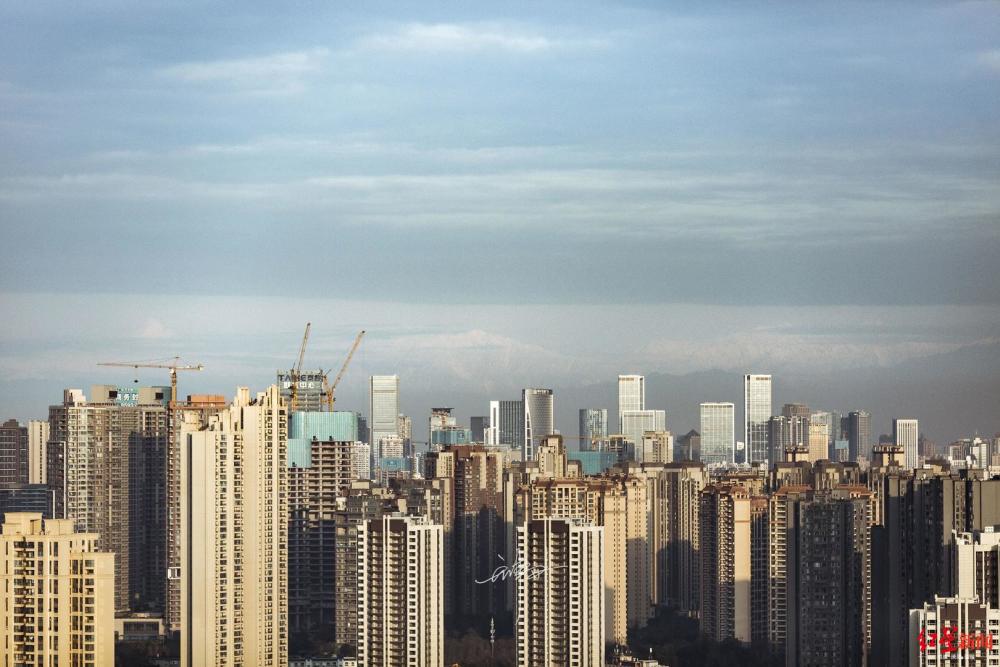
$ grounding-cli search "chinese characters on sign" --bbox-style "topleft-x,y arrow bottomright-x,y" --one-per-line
919,627 -> 994,653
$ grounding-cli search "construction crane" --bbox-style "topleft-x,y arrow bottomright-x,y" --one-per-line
288,322 -> 311,411
323,329 -> 365,411
97,357 -> 204,408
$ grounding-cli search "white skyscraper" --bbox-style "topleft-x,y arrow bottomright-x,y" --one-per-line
744,374 -> 772,465
522,388 -> 554,461
620,409 -> 666,459
516,517 -> 605,667
617,374 -> 645,431
357,514 -> 444,667
369,375 -> 400,457
893,418 -> 919,470
180,386 -> 288,667
700,402 -> 735,466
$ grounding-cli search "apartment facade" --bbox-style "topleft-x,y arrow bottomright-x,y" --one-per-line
180,386 -> 288,667
356,514 -> 443,667
0,513 -> 114,667
516,517 -> 604,667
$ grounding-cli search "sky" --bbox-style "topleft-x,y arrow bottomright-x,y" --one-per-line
1,1 -> 999,443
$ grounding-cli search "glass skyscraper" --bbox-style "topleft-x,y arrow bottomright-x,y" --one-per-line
700,402 -> 735,465
523,388 -> 554,461
617,374 -> 645,431
369,375 -> 400,456
578,408 -> 608,451
744,374 -> 772,465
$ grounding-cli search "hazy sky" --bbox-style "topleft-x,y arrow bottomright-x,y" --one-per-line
1,2 -> 998,441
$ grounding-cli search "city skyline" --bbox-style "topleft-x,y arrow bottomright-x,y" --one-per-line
2,2 -> 999,666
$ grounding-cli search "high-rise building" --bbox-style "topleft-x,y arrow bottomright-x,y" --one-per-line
781,403 -> 811,419
700,403 -> 735,465
514,460 -> 649,642
0,483 -> 55,518
424,444 -> 509,618
47,385 -> 169,613
893,418 -> 919,470
674,430 -> 701,462
699,484 -> 751,643
767,415 -> 808,463
352,442 -> 371,480
785,490 -> 872,667
429,407 -> 472,447
0,418 -> 28,485
290,410 -> 360,443
620,410 -> 666,460
287,437 -> 356,632
909,596 -> 1000,666
641,431 -> 673,464
397,414 -> 412,455
277,369 -> 325,412
848,411 -> 871,463
660,462 -> 708,612
333,489 -> 394,650
0,513 -> 115,667
180,386 -> 288,667
744,374 -> 772,465
952,527 -> 1000,609
356,514 -> 444,667
369,375 -> 400,449
165,393 -> 228,632
27,419 -> 48,484
618,374 -> 645,430
522,388 -> 554,461
516,517 -> 605,667
768,485 -> 812,652
579,408 -> 609,450
750,496 -> 769,645
488,399 -> 524,451
807,423 -> 828,462
871,470 -> 1000,665
469,415 -> 488,442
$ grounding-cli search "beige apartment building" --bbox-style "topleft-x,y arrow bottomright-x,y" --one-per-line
699,484 -> 751,643
356,514 -> 443,667
516,474 -> 644,644
0,513 -> 114,667
180,386 -> 288,667
516,517 -> 604,667
46,385 -> 169,613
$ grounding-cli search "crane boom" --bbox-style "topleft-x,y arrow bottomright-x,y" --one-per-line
289,322 -> 312,412
325,329 -> 365,410
295,323 -> 311,375
97,357 -> 204,407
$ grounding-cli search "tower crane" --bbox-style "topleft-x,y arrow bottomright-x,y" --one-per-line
289,322 -> 311,411
97,357 -> 204,408
323,329 -> 365,411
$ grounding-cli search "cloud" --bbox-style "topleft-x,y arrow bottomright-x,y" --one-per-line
3,158 -> 998,244
357,22 -> 597,54
139,318 -> 171,339
158,48 -> 329,93
641,333 -> 1000,375
977,49 -> 1000,74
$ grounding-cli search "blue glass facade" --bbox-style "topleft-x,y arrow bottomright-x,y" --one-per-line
569,451 -> 618,475
288,411 -> 360,468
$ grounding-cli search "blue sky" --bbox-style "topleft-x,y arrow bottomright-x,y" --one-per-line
1,1 -> 999,440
